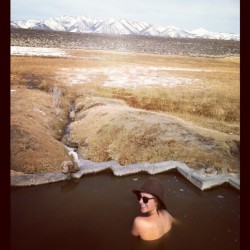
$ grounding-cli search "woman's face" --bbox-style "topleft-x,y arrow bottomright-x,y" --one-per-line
138,192 -> 158,214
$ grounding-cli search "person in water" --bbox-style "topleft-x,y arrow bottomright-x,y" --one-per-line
131,177 -> 176,241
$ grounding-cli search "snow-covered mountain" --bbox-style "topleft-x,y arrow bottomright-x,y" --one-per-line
11,15 -> 240,41
189,28 -> 239,41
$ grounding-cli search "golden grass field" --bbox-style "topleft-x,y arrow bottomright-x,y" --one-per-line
11,49 -> 240,174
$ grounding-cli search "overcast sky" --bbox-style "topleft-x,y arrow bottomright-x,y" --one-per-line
11,0 -> 240,34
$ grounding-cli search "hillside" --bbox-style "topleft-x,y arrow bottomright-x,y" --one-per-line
11,28 -> 240,57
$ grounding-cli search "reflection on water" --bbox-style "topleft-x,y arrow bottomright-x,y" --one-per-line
11,171 -> 240,250
59,179 -> 80,193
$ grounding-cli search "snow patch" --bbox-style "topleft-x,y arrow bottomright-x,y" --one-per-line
57,65 -> 201,88
11,46 -> 68,57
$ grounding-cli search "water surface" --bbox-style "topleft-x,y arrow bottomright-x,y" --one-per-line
11,171 -> 240,250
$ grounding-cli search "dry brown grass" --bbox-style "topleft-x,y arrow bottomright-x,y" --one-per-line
11,86 -> 72,173
67,96 -> 239,172
109,80 -> 239,123
59,51 -> 239,133
11,50 -> 240,173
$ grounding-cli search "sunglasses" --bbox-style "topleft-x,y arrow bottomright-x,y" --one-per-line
136,194 -> 155,204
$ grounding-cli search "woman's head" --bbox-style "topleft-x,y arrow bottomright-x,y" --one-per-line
132,177 -> 167,212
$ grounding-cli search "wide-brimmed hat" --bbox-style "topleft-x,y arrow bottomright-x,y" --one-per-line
132,177 -> 167,210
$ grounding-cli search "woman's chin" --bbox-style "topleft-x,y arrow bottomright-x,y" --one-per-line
140,207 -> 148,213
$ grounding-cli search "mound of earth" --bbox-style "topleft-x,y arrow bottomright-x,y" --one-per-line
67,97 -> 239,173
11,87 -> 71,173
10,87 -> 240,175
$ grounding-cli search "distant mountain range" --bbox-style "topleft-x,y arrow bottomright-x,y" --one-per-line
11,15 -> 240,41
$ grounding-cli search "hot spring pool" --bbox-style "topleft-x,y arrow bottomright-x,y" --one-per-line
11,172 -> 240,250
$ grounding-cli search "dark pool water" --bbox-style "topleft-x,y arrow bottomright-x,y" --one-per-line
11,171 -> 240,250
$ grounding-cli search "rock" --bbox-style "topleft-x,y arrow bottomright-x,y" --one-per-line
69,151 -> 79,162
205,167 -> 218,175
69,110 -> 75,120
61,160 -> 79,173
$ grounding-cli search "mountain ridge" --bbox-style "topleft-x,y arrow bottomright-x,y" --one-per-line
11,15 -> 240,41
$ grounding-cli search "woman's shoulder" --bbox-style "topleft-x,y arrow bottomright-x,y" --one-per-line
133,216 -> 150,226
133,216 -> 153,230
131,216 -> 151,237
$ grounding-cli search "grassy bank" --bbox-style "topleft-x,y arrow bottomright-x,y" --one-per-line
11,51 -> 240,135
